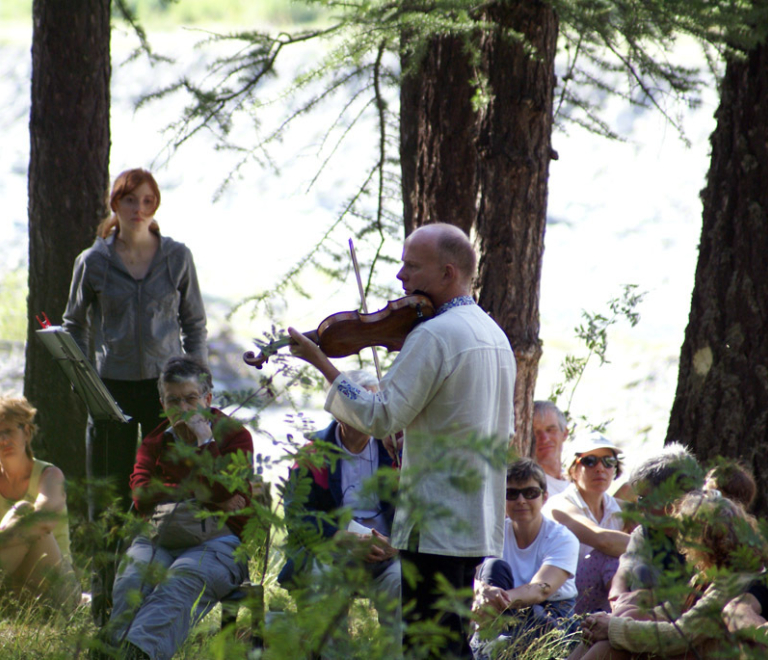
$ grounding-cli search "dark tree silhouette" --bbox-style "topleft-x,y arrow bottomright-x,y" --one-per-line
667,38 -> 768,517
25,0 -> 111,482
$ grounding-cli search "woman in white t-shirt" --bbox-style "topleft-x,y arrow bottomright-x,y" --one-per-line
470,459 -> 579,659
543,432 -> 632,614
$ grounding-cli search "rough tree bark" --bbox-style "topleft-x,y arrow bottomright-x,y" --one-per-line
25,0 -> 111,483
401,35 -> 477,238
400,0 -> 558,456
666,41 -> 768,516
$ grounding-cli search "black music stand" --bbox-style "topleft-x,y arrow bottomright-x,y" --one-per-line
36,325 -> 129,626
36,326 -> 129,424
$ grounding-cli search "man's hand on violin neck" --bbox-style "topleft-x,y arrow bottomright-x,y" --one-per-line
287,327 -> 341,384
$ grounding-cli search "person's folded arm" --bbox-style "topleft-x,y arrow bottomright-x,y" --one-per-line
473,580 -> 512,617
0,466 -> 68,539
504,564 -> 571,608
549,501 -> 630,557
130,439 -> 162,513
724,593 -> 767,633
473,564 -> 571,620
609,574 -> 756,654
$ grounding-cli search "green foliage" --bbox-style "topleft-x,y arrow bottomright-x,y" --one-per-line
0,268 -> 27,342
3,0 -> 328,27
553,0 -> 768,138
5,430 -> 768,657
273,426 -> 512,658
550,284 -> 645,427
119,0 -> 768,319
0,596 -> 94,659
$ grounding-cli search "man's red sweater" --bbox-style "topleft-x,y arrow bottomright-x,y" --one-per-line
130,408 -> 253,539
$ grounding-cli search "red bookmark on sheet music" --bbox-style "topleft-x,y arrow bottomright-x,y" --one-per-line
35,312 -> 52,329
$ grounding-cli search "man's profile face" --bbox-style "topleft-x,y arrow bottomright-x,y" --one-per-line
396,231 -> 446,299
161,380 -> 212,426
533,409 -> 567,464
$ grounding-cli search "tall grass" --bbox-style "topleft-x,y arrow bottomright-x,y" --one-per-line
0,593 -> 94,660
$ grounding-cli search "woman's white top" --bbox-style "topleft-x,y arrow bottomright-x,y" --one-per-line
543,483 -> 623,563
501,516 -> 579,601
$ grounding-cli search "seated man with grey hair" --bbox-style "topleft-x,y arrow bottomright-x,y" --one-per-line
279,369 -> 401,653
608,441 -> 704,617
105,356 -> 254,660
532,400 -> 570,495
567,444 -> 709,660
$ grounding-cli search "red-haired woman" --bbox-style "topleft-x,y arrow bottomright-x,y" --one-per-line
63,169 -> 207,618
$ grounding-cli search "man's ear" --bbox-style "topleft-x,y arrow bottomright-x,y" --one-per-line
443,262 -> 457,283
203,391 -> 213,408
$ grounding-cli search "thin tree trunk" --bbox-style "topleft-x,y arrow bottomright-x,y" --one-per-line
667,40 -> 768,516
400,1 -> 558,456
25,0 -> 111,483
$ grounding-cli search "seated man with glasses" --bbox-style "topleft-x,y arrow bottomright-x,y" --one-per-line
469,459 -> 579,660
105,356 -> 253,660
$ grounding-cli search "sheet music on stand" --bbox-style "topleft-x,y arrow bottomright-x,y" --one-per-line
36,326 -> 129,424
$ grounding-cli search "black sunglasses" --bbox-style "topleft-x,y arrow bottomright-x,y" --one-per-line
506,487 -> 544,501
577,455 -> 618,469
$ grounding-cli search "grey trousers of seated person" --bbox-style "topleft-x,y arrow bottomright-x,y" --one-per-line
108,535 -> 248,660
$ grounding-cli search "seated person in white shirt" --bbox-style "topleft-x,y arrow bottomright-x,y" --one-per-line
470,459 -> 579,659
278,370 -> 400,652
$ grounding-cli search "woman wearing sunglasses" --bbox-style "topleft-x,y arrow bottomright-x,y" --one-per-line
469,459 -> 579,659
543,432 -> 632,615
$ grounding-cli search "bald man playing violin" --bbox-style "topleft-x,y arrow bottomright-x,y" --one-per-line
288,223 -> 517,658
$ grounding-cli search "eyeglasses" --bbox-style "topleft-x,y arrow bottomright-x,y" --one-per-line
506,487 -> 544,501
577,455 -> 618,469
163,394 -> 202,408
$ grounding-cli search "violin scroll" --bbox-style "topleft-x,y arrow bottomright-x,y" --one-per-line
243,331 -> 320,370
242,350 -> 271,370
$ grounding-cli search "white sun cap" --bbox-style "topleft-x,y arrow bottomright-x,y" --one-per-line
569,430 -> 623,457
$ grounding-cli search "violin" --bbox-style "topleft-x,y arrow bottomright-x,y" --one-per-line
243,294 -> 435,369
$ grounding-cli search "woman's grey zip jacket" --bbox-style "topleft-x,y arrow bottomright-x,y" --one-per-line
63,233 -> 208,381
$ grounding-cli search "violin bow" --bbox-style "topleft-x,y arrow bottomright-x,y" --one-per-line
348,238 -> 401,468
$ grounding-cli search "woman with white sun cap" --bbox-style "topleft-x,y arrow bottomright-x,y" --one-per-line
543,430 -> 632,614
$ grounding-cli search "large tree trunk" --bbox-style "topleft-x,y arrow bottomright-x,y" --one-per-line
400,35 -> 477,238
666,41 -> 768,516
400,1 -> 558,456
25,0 -> 111,483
